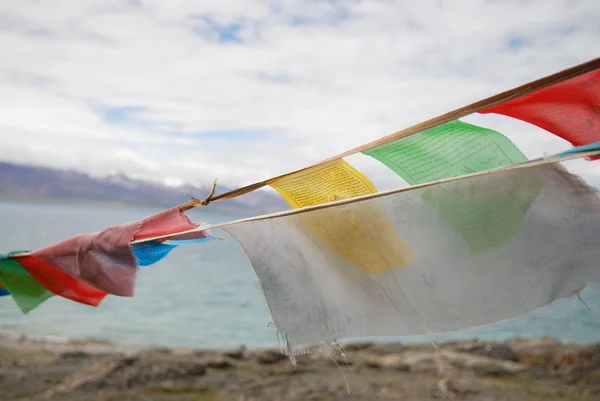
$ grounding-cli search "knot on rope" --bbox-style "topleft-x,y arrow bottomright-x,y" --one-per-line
180,179 -> 218,211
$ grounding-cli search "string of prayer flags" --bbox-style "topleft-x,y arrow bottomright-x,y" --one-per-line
362,120 -> 527,184
1,58 -> 600,349
0,252 -> 54,313
479,69 -> 600,155
224,157 -> 600,352
269,160 -> 414,273
160,58 -> 598,208
26,207 -> 211,297
0,208 -> 212,313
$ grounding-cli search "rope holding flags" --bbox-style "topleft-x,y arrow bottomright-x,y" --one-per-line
174,57 -> 600,210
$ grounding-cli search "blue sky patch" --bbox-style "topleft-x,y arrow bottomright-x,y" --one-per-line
507,36 -> 528,50
191,16 -> 244,43
99,106 -> 146,124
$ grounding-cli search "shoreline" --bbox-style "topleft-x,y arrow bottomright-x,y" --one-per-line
0,196 -> 280,216
2,332 -> 599,400
2,319 -> 600,354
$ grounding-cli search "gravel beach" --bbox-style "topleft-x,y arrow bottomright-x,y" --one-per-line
1,332 -> 599,400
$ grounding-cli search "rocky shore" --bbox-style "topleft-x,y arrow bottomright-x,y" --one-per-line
1,333 -> 599,400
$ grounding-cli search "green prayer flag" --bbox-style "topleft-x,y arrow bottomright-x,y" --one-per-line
363,120 -> 527,185
0,257 -> 53,314
422,169 -> 542,253
363,120 -> 539,253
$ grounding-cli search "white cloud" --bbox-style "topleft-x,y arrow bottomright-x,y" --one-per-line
0,0 -> 598,191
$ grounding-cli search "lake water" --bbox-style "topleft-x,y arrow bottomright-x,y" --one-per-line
0,201 -> 599,349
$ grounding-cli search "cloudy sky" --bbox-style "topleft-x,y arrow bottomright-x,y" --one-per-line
0,0 -> 598,191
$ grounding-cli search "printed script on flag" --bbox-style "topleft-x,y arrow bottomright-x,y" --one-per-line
269,160 -> 377,207
269,160 -> 414,274
362,120 -> 527,185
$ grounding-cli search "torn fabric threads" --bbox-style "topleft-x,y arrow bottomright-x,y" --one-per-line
224,162 -> 600,352
479,69 -> 600,155
269,160 -> 414,273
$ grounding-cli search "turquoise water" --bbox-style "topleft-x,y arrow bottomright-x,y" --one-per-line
0,201 -> 599,348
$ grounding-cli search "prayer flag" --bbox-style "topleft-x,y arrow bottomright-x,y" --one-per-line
479,69 -> 600,154
362,120 -> 527,184
269,160 -> 414,273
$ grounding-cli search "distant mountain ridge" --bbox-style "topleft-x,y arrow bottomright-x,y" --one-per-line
0,161 -> 288,213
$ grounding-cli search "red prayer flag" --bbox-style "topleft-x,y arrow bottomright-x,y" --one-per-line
479,69 -> 600,154
16,255 -> 107,306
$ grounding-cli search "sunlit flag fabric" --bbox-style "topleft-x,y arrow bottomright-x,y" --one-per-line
362,120 -> 527,184
479,69 -> 600,153
223,159 -> 600,353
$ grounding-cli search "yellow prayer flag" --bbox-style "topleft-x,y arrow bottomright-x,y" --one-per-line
269,160 -> 377,207
269,160 -> 414,273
